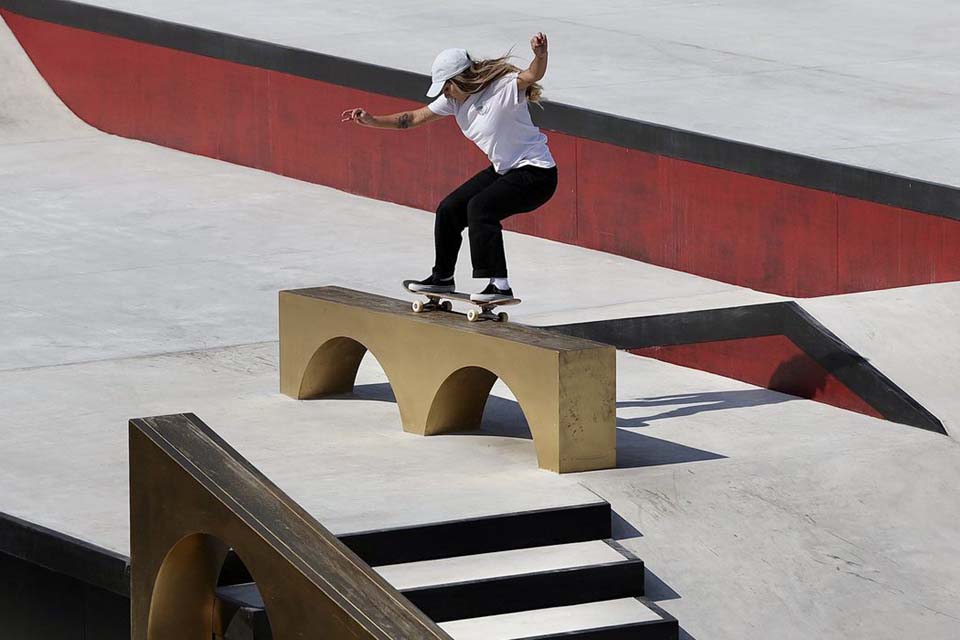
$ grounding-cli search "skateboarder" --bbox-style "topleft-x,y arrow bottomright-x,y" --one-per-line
341,33 -> 558,303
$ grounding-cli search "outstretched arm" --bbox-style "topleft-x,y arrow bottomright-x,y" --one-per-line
518,32 -> 548,91
340,106 -> 442,130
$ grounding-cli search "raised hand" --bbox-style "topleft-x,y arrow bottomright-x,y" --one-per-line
530,32 -> 548,58
341,108 -> 374,125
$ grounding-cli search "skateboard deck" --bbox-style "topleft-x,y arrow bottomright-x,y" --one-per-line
402,280 -> 520,322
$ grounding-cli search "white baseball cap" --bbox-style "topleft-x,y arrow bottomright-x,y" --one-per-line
426,48 -> 472,98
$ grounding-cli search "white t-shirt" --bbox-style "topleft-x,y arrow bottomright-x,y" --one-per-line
427,71 -> 556,175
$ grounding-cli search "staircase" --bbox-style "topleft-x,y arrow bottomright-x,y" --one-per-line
216,502 -> 678,639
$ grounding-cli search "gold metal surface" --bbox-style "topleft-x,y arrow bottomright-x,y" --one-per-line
129,413 -> 451,640
279,287 -> 616,473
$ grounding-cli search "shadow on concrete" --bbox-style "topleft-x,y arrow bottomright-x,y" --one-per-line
643,568 -> 698,638
341,384 -> 726,468
644,568 -> 681,602
617,388 -> 798,428
477,394 -> 534,439
609,529 -> 697,639
614,542 -> 694,638
463,392 -> 727,469
614,430 -> 726,468
611,511 -> 643,539
332,384 -> 727,467
323,382 -> 397,403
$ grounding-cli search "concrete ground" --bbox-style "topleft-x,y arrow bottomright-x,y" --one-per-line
69,0 -> 960,188
3,14 -> 960,640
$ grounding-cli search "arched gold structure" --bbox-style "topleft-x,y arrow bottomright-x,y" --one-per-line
279,287 -> 616,473
129,413 -> 450,640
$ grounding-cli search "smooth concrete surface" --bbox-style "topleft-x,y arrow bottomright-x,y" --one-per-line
375,540 -> 627,590
64,0 -> 960,187
800,283 -> 960,438
4,14 -> 960,639
0,341 -> 601,552
439,598 -> 663,640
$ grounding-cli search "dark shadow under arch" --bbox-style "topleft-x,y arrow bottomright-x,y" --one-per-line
299,336 -> 395,400
425,366 -> 533,436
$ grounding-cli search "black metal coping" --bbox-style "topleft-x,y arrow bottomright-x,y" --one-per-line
0,511 -> 130,596
2,0 -> 958,220
547,301 -> 945,434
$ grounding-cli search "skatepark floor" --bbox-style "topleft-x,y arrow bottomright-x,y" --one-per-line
3,14 -> 960,640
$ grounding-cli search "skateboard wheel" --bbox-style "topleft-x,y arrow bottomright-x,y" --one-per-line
440,300 -> 453,312
466,309 -> 480,322
412,300 -> 424,313
497,311 -> 509,322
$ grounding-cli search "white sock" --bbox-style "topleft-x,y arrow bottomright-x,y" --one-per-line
491,278 -> 510,290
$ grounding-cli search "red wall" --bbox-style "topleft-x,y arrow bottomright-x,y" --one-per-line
5,10 -> 959,298
632,336 -> 884,420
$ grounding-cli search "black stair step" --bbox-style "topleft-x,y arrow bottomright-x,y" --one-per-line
340,502 -> 612,566
402,558 -> 646,623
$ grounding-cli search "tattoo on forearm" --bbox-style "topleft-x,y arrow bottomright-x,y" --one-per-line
398,113 -> 411,129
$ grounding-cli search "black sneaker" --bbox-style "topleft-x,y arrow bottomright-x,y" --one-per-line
406,274 -> 455,293
470,283 -> 514,302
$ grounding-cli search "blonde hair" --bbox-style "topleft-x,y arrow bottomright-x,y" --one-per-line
448,47 -> 545,108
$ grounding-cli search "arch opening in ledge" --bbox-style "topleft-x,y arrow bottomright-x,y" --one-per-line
425,366 -> 532,437
298,335 -> 392,400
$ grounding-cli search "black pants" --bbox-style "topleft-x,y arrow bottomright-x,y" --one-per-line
433,164 -> 558,279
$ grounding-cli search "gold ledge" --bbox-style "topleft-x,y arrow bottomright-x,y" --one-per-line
279,287 -> 616,473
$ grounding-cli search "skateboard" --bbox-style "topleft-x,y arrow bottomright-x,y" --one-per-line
402,280 -> 520,322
